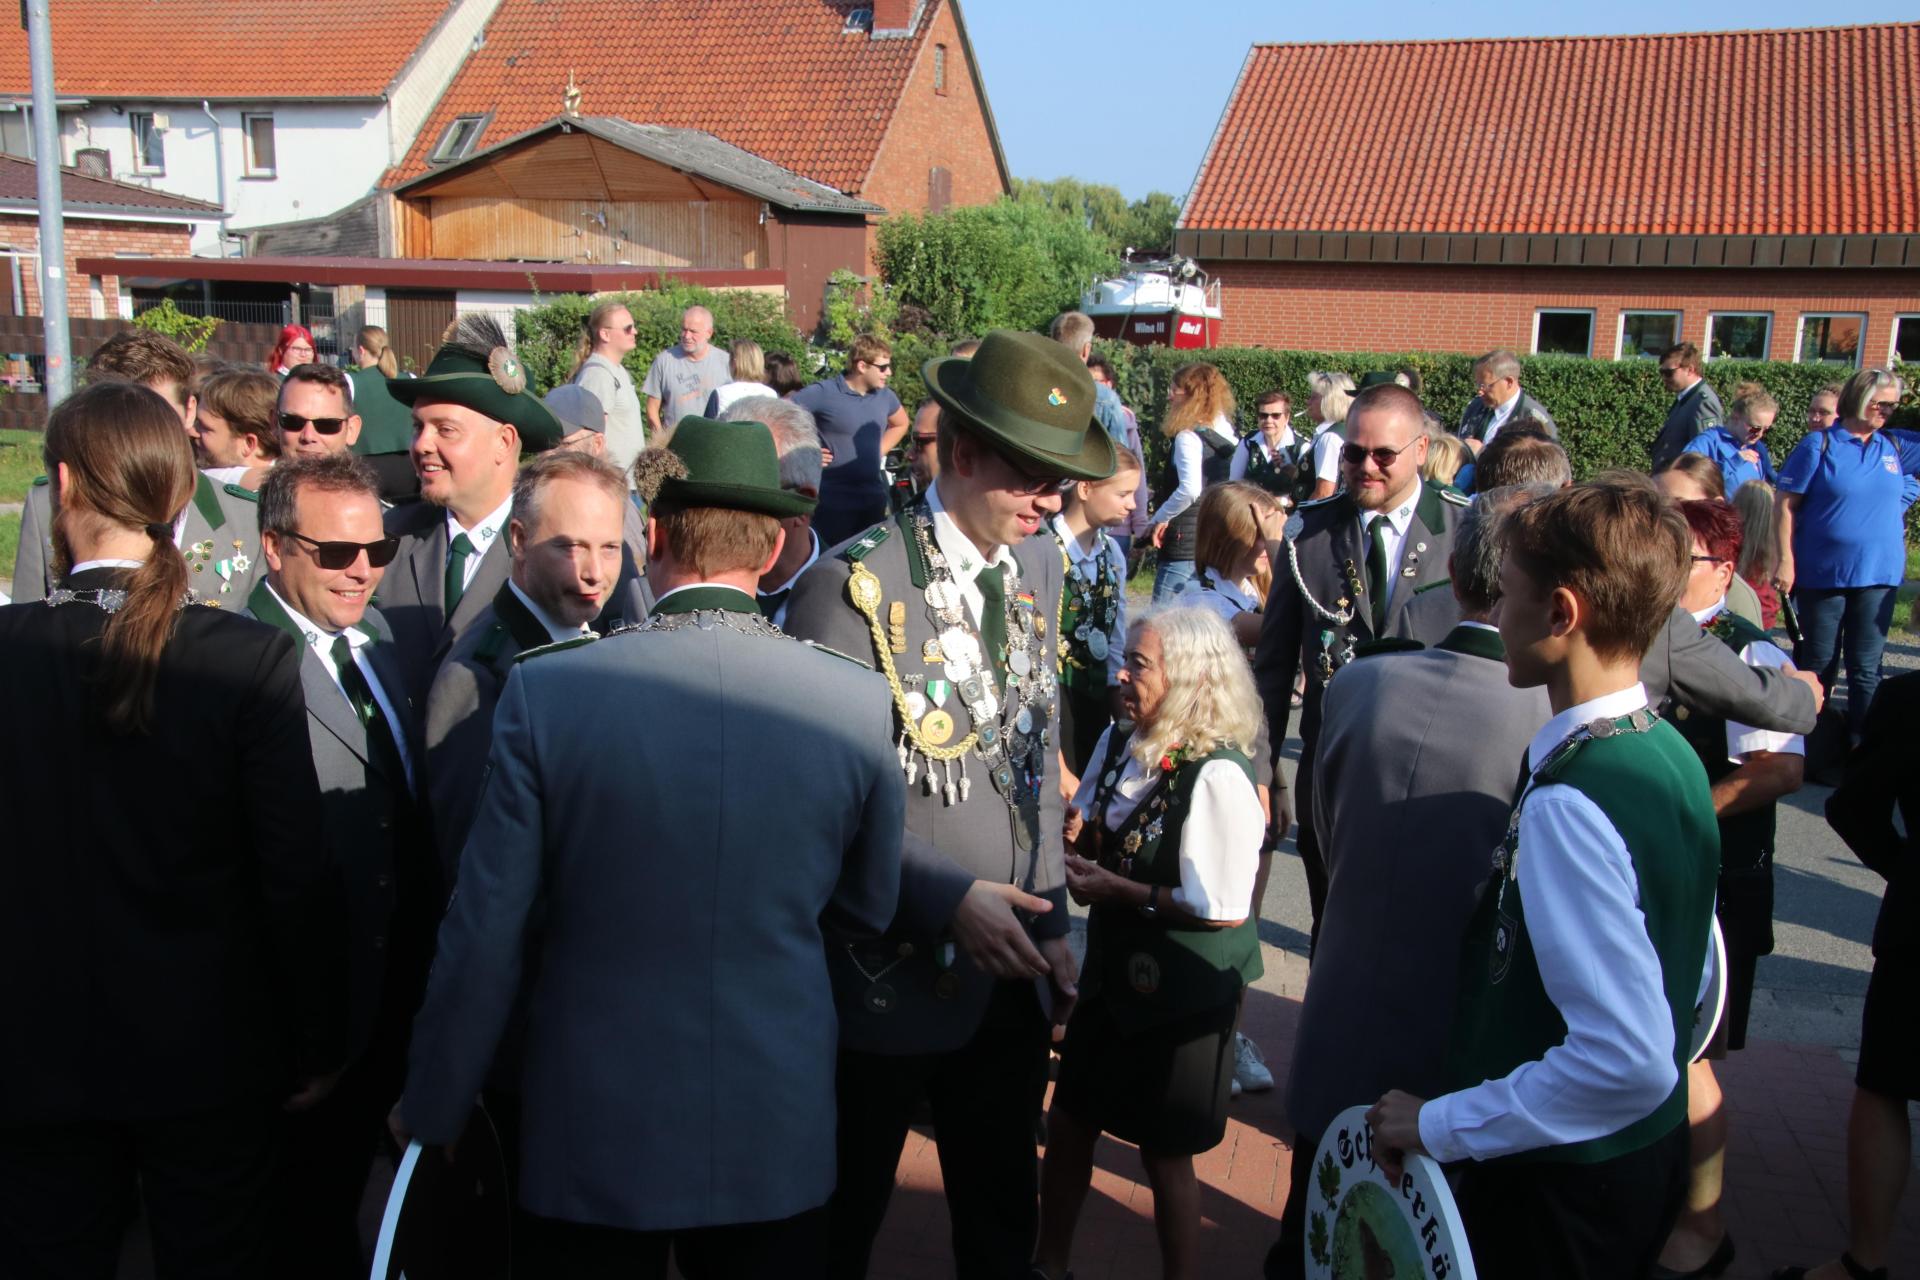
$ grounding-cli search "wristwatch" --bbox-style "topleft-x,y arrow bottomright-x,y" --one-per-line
1140,885 -> 1160,918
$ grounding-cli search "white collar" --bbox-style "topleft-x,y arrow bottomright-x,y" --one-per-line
1488,390 -> 1522,427
507,578 -> 591,643
264,579 -> 371,651
1457,620 -> 1500,634
1689,597 -> 1728,627
1253,425 -> 1297,454
764,528 -> 822,597
1527,683 -> 1652,771
1359,479 -> 1423,534
1197,569 -> 1258,613
445,491 -> 514,549
1050,514 -> 1109,567
71,558 -> 146,573
926,482 -> 1016,581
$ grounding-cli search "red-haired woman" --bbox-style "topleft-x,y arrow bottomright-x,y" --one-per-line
269,322 -> 317,376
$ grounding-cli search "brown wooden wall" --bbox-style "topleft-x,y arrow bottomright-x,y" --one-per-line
411,196 -> 767,268
0,316 -> 285,431
767,212 -> 873,334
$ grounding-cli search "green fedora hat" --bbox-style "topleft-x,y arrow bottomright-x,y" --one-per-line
388,318 -> 564,453
1353,370 -> 1401,392
643,416 -> 816,519
922,329 -> 1115,481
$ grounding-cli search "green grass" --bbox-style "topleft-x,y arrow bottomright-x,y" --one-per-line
0,512 -> 19,592
0,430 -> 43,504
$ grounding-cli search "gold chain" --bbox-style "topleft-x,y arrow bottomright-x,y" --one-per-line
847,561 -> 979,762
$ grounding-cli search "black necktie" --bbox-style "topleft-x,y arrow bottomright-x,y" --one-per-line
1365,517 -> 1392,633
758,587 -> 791,620
332,636 -> 406,784
976,563 -> 1009,691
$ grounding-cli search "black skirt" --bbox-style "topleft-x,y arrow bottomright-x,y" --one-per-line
1856,948 -> 1920,1101
1051,991 -> 1238,1156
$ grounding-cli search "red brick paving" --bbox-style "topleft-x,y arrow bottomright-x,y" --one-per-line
867,987 -> 1920,1279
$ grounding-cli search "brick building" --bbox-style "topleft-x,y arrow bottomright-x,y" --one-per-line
0,155 -> 222,317
1177,23 -> 1920,366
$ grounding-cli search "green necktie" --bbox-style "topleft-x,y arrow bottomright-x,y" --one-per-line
976,563 -> 1010,691
331,635 -> 406,783
444,531 -> 476,613
1365,516 -> 1392,633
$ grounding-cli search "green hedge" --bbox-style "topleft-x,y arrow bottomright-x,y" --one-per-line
1088,343 -> 1920,485
513,282 -> 808,397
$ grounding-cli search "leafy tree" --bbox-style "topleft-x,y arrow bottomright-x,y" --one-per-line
513,282 -> 805,395
1011,178 -> 1182,254
131,299 -> 221,353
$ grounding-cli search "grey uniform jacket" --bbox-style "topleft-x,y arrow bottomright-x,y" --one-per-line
401,605 -> 903,1231
1457,389 -> 1558,442
1643,603 -> 1817,734
1253,483 -> 1464,808
1289,625 -> 1551,1141
784,514 -> 1069,1055
425,582 -> 554,873
376,499 -> 511,703
13,472 -> 264,604
1650,380 -> 1726,470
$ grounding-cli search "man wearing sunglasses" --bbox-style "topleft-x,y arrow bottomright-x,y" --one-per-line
794,332 -> 911,547
1254,382 -> 1466,949
277,364 -> 363,459
242,452 -> 434,1275
786,329 -> 1113,1278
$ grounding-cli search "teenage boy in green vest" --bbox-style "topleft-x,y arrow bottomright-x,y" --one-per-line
1369,475 -> 1720,1280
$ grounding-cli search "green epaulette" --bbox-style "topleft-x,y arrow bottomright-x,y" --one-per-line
223,483 -> 259,503
31,474 -> 48,488
512,633 -> 597,663
1438,485 -> 1470,506
840,524 -> 891,562
1412,578 -> 1452,595
802,639 -> 873,670
1353,636 -> 1425,659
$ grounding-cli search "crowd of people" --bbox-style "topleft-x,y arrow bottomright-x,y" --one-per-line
0,307 -> 1912,1280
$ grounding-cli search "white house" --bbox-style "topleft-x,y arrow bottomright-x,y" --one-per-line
0,0 -> 500,255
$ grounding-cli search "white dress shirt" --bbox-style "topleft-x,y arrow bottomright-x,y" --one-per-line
71,558 -> 146,573
1418,682 -> 1680,1164
927,482 -> 1018,629
1481,391 -> 1521,444
444,493 -> 513,595
1228,426 -> 1297,482
1357,479 -> 1423,613
263,580 -> 413,787
1149,416 -> 1236,526
760,528 -> 822,630
1690,599 -> 1805,761
1309,421 -> 1344,484
507,579 -> 592,643
1071,725 -> 1264,921
1051,515 -> 1126,685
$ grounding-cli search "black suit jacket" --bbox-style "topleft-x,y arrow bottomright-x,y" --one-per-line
0,569 -> 346,1124
1827,671 -> 1918,957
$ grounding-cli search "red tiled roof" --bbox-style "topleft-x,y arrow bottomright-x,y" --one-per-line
0,0 -> 461,98
1182,23 -> 1920,238
0,154 -> 222,214
391,0 -> 938,192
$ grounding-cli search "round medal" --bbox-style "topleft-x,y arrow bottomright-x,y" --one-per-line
974,691 -> 999,722
926,579 -> 960,613
943,659 -> 975,685
1087,631 -> 1110,660
1016,706 -> 1034,734
934,971 -> 960,999
920,709 -> 956,746
1008,648 -> 1032,677
904,691 -> 929,721
940,628 -> 980,667
863,983 -> 897,1015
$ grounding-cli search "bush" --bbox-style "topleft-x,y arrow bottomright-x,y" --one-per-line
513,282 -> 807,396
875,199 -> 1120,337
131,299 -> 220,353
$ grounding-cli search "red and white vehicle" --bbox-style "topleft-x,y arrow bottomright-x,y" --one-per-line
1081,255 -> 1223,349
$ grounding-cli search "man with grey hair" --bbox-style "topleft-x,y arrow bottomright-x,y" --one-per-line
1264,484 -> 1555,1280
1458,349 -> 1556,451
1050,310 -> 1132,445
426,449 -> 629,867
724,396 -> 826,628
642,304 -> 731,442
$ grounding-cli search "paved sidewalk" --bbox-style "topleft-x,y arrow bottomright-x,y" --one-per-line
865,940 -> 1920,1280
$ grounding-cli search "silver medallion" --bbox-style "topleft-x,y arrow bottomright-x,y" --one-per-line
939,628 -> 980,667
1008,648 -> 1032,677
905,691 -> 929,721
926,579 -> 960,612
1016,706 -> 1034,734
1087,631 -> 1110,660
943,659 -> 975,685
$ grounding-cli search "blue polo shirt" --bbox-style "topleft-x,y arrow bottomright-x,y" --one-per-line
1684,425 -> 1777,494
1776,426 -> 1919,588
793,373 -> 903,547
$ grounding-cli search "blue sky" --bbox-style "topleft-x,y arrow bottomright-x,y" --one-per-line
963,2 -> 1916,202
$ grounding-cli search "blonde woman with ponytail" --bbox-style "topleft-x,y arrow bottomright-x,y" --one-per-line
345,323 -> 421,501
0,381 -> 343,1273
1683,379 -> 1781,494
570,299 -> 646,475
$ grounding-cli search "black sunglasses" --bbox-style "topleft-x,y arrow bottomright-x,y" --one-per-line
1340,438 -> 1420,469
869,361 -> 893,373
280,413 -> 348,435
284,530 -> 400,569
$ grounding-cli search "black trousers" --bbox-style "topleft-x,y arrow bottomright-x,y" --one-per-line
1263,1134 -> 1319,1280
828,980 -> 1052,1279
516,1204 -> 828,1279
0,1104 -> 280,1280
1453,1122 -> 1691,1280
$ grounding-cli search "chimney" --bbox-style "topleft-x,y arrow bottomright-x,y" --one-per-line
74,148 -> 112,179
871,0 -> 915,38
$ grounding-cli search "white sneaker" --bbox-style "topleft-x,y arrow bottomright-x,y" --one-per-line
1233,1031 -> 1274,1093
1230,1076 -> 1243,1099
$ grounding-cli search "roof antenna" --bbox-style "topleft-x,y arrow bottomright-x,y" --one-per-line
564,68 -> 583,118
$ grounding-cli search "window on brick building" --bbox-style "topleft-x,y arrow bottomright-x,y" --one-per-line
1891,315 -> 1920,364
0,108 -> 31,159
1707,312 -> 1771,361
1533,309 -> 1594,357
934,44 -> 949,94
928,166 -> 952,215
1797,314 -> 1866,366
130,112 -> 165,174
1617,311 -> 1681,359
242,113 -> 276,178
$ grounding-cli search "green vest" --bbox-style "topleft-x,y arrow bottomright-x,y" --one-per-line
1054,531 -> 1122,699
1672,609 -> 1777,875
1447,714 -> 1718,1164
347,366 -> 416,456
1240,433 -> 1304,500
1081,733 -> 1264,1033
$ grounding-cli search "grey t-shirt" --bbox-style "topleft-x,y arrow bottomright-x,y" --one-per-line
574,353 -> 646,473
641,345 -> 733,432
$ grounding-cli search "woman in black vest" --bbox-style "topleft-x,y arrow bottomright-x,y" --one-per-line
1147,363 -> 1239,603
1034,607 -> 1266,1280
0,382 -> 344,1277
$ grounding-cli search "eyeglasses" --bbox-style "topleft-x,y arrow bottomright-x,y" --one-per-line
869,362 -> 893,373
619,324 -> 636,334
1257,411 -> 1289,420
284,530 -> 400,570
1339,438 -> 1420,469
1689,554 -> 1727,565
279,413 -> 348,435
1867,399 -> 1900,415
907,434 -> 938,452
995,450 -> 1074,496
1658,365 -> 1684,377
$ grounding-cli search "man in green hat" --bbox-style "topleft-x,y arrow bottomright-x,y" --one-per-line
784,327 -> 1115,1277
376,314 -> 565,701
396,416 -> 903,1275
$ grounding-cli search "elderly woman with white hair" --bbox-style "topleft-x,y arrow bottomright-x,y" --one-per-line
1033,606 -> 1266,1280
